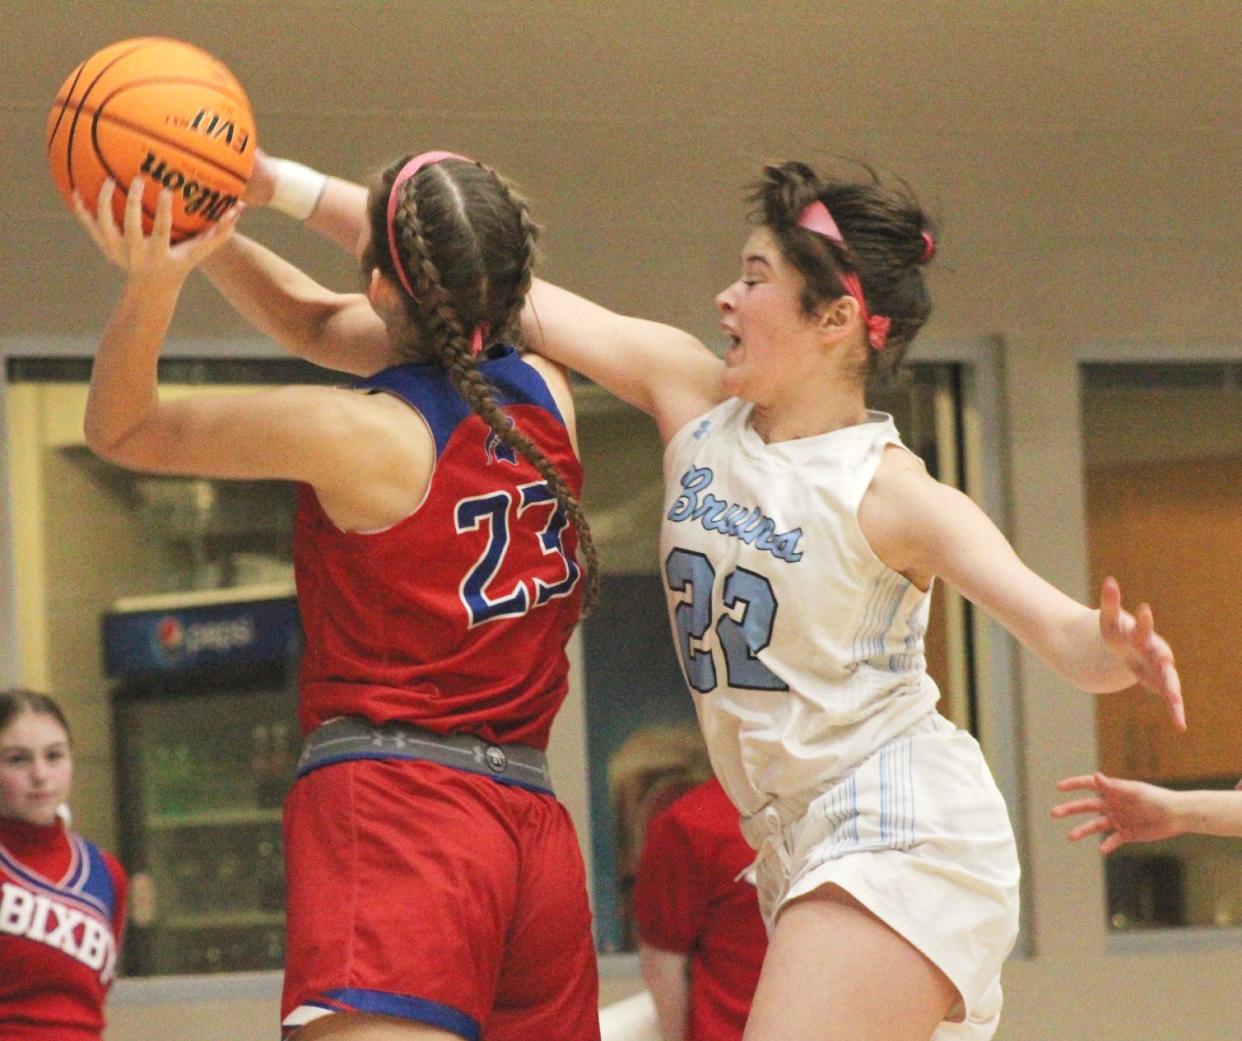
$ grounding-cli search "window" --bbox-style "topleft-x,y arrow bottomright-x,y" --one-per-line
1081,361 -> 1242,932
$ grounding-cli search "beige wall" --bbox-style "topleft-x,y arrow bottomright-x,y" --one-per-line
4,4 -> 1242,1040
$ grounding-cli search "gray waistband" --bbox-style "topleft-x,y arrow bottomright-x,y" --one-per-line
297,716 -> 554,795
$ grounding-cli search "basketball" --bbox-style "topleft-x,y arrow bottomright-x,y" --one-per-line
46,37 -> 256,242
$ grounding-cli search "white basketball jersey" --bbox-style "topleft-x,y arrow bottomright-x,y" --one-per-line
660,398 -> 941,817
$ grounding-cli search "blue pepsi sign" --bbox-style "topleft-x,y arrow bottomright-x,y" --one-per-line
103,596 -> 300,677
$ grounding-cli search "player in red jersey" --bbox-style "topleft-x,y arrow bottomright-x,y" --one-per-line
633,777 -> 767,1041
0,689 -> 127,1041
73,153 -> 601,1041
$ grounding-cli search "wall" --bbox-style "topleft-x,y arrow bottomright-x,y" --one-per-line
3,4 -> 1242,1040
6,385 -> 169,855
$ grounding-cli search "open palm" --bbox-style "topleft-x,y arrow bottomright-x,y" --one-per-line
1051,773 -> 1182,854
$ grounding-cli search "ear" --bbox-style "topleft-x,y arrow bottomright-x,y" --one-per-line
366,268 -> 401,313
816,294 -> 859,342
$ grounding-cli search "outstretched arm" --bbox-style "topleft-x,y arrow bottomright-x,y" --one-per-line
253,150 -> 727,440
245,149 -> 370,257
524,279 -> 725,443
1052,773 -> 1242,851
861,451 -> 1184,727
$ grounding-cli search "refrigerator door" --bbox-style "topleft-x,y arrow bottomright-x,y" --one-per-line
106,592 -> 300,976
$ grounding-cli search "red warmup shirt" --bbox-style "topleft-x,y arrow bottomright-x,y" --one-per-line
294,346 -> 583,749
632,778 -> 768,1041
0,816 -> 127,1041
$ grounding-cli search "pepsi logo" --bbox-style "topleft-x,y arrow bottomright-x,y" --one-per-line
155,616 -> 185,657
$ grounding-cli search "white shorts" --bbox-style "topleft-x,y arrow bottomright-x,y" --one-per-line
740,712 -> 1020,1041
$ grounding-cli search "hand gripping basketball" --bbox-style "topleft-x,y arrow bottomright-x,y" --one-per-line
74,176 -> 242,285
47,37 -> 256,242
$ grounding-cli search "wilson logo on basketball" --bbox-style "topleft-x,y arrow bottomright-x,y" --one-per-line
139,151 -> 239,220
187,110 -> 251,155
46,37 -> 258,241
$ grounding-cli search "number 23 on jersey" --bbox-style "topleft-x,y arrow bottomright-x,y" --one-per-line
455,481 -> 579,627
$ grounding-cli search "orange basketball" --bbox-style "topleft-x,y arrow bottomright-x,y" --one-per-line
46,37 -> 256,242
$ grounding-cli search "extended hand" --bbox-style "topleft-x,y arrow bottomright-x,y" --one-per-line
1098,577 -> 1184,730
73,176 -> 242,287
1052,772 -> 1183,853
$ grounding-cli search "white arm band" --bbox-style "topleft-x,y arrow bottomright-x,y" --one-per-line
268,159 -> 328,221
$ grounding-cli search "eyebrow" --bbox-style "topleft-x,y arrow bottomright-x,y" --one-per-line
743,253 -> 773,268
0,742 -> 69,754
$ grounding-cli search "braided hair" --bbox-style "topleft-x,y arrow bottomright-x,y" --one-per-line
363,155 -> 600,615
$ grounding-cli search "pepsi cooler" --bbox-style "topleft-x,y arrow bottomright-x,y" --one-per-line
104,585 -> 301,976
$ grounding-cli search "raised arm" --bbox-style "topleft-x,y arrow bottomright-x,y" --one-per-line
861,450 -> 1184,727
194,149 -> 390,376
524,279 -> 724,443
251,150 -> 727,441
75,178 -> 426,532
200,233 -> 391,377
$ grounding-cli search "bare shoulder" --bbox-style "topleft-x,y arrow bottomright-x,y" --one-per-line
864,444 -> 938,511
261,384 -> 434,479
519,351 -> 573,401
858,444 -> 946,586
301,385 -> 436,530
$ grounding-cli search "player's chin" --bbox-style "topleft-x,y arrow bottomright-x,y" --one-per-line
20,798 -> 62,826
721,356 -> 747,396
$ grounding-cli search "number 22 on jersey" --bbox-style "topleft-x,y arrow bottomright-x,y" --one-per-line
665,547 -> 789,694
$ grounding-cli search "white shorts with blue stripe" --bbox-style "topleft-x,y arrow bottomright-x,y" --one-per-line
741,711 -> 1020,1041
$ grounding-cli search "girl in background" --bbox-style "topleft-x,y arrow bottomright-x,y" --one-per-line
0,689 -> 127,1041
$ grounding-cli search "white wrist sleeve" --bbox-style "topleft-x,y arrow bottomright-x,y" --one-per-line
268,159 -> 328,221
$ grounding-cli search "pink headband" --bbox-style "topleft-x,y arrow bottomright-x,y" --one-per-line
796,200 -> 890,352
386,150 -> 488,356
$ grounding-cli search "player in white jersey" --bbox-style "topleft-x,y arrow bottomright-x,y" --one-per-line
245,153 -> 1184,1041
518,160 -> 1183,1041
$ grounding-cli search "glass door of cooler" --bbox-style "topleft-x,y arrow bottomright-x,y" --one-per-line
105,592 -> 301,976
115,681 -> 298,975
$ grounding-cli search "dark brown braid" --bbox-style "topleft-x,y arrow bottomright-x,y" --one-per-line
487,168 -> 540,345
364,156 -> 600,615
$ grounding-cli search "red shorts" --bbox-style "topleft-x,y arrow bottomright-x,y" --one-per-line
280,758 -> 599,1041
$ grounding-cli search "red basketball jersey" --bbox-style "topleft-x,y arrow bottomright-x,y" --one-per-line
294,347 -> 583,749
0,817 -> 127,1041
